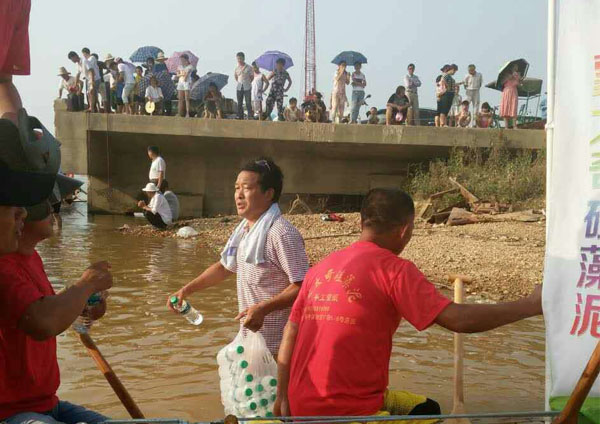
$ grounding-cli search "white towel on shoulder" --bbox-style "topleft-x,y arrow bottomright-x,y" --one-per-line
221,203 -> 282,268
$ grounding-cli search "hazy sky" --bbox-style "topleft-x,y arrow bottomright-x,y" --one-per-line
15,0 -> 548,128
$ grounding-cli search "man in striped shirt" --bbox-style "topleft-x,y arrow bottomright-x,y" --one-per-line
168,158 -> 309,355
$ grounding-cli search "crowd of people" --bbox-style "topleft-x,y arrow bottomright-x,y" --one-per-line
57,47 -> 525,128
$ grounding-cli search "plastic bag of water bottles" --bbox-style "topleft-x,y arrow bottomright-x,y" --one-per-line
217,329 -> 278,418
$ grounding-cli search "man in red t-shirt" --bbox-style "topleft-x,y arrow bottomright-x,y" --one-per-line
0,201 -> 113,424
274,188 -> 543,417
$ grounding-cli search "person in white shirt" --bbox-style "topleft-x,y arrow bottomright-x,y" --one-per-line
176,54 -> 194,117
137,183 -> 172,229
350,62 -> 366,124
145,76 -> 164,115
115,58 -> 136,115
235,52 -> 254,120
404,63 -> 422,126
57,67 -> 83,111
161,181 -> 180,221
68,48 -> 100,113
147,145 -> 166,191
460,64 -> 483,127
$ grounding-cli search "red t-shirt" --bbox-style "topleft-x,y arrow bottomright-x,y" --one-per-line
0,251 -> 60,419
288,241 -> 452,417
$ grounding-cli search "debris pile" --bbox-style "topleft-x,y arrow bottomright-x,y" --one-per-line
417,177 -> 545,226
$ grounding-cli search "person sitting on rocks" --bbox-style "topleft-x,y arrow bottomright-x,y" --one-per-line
137,183 -> 172,229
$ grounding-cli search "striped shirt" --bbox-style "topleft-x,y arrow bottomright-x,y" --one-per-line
223,215 -> 309,354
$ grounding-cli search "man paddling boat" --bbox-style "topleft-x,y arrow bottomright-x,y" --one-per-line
168,158 -> 309,355
275,188 -> 543,417
0,200 -> 113,424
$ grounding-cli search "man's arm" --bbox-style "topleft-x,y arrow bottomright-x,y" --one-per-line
157,171 -> 164,190
284,75 -> 292,92
274,321 -> 299,416
435,285 -> 542,333
236,282 -> 301,331
18,262 -> 113,341
167,261 -> 233,310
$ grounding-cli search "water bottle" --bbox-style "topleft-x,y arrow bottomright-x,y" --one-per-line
232,387 -> 253,402
73,292 -> 102,334
170,296 -> 203,325
261,376 -> 277,389
225,344 -> 245,361
240,370 -> 254,384
240,400 -> 258,415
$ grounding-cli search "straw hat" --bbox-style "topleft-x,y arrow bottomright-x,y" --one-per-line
156,51 -> 167,62
142,182 -> 159,192
104,53 -> 115,63
57,67 -> 70,76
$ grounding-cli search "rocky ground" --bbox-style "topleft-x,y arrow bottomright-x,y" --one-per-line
119,213 -> 545,301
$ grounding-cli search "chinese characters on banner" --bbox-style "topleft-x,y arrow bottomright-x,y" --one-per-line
543,0 -> 600,408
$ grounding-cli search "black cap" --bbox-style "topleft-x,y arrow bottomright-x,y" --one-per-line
0,111 -> 60,207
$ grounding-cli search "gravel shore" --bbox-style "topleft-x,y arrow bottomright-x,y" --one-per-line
120,213 -> 545,301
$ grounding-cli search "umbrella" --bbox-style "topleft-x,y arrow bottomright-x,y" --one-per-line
492,58 -> 529,90
165,51 -> 199,74
129,46 -> 163,63
331,51 -> 367,66
254,51 -> 293,71
485,77 -> 543,98
190,72 -> 229,101
138,71 -> 176,100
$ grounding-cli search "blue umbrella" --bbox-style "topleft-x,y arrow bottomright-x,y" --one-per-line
130,46 -> 163,63
190,72 -> 229,101
254,51 -> 293,71
138,71 -> 176,100
331,51 -> 368,66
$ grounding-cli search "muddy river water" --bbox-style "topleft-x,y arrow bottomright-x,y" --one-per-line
39,203 -> 545,421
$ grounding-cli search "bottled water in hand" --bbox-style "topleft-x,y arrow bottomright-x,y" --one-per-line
73,292 -> 103,334
170,296 -> 204,325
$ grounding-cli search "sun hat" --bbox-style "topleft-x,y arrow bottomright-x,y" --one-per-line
57,67 -> 71,76
104,53 -> 115,63
156,51 -> 167,62
142,182 -> 159,192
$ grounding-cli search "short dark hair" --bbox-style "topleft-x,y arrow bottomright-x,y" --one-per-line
360,188 -> 415,233
276,58 -> 285,65
68,51 -> 78,59
241,157 -> 283,203
461,100 -> 470,106
147,146 -> 160,155
408,63 -> 415,69
81,47 -> 90,55
482,102 -> 491,110
181,54 -> 189,61
136,66 -> 143,71
91,53 -> 99,59
251,61 -> 257,67
396,85 -> 406,93
451,63 -> 458,70
289,97 -> 297,104
237,52 -> 245,59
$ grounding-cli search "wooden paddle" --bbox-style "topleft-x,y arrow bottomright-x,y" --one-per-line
78,332 -> 145,419
446,275 -> 472,424
553,340 -> 600,424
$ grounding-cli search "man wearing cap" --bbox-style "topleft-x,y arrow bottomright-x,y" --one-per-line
57,67 -> 83,111
114,57 -> 136,115
168,158 -> 309,355
0,198 -> 113,424
137,183 -> 172,229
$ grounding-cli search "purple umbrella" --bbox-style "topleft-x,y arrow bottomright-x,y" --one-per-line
254,51 -> 293,72
165,50 -> 199,73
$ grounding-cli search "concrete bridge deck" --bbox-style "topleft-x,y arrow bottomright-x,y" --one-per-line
55,105 -> 545,217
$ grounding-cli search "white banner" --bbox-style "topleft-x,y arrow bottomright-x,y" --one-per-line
543,0 -> 600,417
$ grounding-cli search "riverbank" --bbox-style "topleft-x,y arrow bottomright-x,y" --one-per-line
120,212 -> 545,301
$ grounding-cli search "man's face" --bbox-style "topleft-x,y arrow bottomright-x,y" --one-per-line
408,66 -> 415,75
234,171 -> 273,220
0,206 -> 27,255
276,62 -> 284,71
24,215 -> 54,244
354,63 -> 361,72
146,191 -> 156,200
397,88 -> 405,96
469,66 -> 476,75
147,59 -> 154,68
237,55 -> 245,65
82,52 -> 90,59
290,101 -> 297,109
148,150 -> 155,160
69,55 -> 80,64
